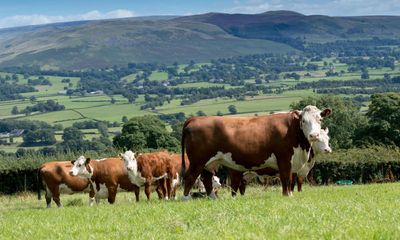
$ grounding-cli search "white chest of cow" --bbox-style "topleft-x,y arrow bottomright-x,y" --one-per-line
290,146 -> 311,173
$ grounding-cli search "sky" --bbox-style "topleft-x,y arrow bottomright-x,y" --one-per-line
1,0 -> 400,29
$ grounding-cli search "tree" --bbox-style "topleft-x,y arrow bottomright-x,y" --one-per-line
11,106 -> 19,115
361,70 -> 369,79
58,127 -> 87,152
355,93 -> 400,146
228,105 -> 237,115
113,115 -> 179,151
196,110 -> 206,116
97,122 -> 109,138
122,116 -> 129,123
22,129 -> 56,146
62,127 -> 84,142
291,95 -> 367,149
29,96 -> 37,104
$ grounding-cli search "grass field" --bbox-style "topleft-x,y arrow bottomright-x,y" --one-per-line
1,183 -> 399,239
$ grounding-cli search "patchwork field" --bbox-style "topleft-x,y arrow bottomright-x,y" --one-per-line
1,183 -> 399,239
0,58 -> 399,152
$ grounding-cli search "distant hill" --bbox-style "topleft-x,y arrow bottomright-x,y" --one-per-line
1,11 -> 400,70
180,11 -> 400,43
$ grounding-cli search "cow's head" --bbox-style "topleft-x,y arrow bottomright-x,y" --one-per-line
313,128 -> 332,154
299,105 -> 331,142
120,150 -> 136,172
212,176 -> 222,188
69,156 -> 92,178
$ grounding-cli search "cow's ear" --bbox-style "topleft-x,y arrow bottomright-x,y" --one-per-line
325,127 -> 329,134
85,158 -> 91,165
321,108 -> 332,118
293,110 -> 301,118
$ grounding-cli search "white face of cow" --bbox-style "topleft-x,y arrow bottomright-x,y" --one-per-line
121,150 -> 137,172
300,105 -> 331,142
212,176 -> 222,188
70,156 -> 92,178
313,128 -> 332,154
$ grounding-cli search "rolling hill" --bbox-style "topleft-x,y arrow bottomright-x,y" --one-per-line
1,11 -> 400,69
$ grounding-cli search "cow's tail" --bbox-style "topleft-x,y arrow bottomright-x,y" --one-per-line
37,167 -> 43,200
180,118 -> 192,186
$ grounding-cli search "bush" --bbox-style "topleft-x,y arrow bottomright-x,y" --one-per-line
310,146 -> 400,184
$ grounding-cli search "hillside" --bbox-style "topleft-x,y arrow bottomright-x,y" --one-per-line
180,11 -> 400,43
0,17 -> 294,70
1,11 -> 400,69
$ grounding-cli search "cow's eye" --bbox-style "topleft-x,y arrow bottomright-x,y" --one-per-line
78,164 -> 81,167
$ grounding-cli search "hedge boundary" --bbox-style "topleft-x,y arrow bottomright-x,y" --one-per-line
1,146 -> 399,194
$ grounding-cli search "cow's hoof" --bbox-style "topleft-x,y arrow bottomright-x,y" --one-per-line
208,191 -> 217,200
182,195 -> 192,201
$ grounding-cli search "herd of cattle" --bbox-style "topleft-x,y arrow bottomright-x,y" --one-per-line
38,105 -> 332,207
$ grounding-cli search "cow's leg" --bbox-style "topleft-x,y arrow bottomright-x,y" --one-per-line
290,173 -> 298,193
183,164 -> 204,200
165,175 -> 173,200
278,160 -> 292,196
201,170 -> 216,199
45,187 -> 52,208
144,181 -> 152,200
48,185 -> 62,207
155,179 -> 165,200
297,176 -> 304,192
107,186 -> 117,204
134,185 -> 140,202
229,171 -> 242,197
239,179 -> 246,195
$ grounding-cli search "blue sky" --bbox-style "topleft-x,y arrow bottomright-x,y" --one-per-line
1,0 -> 400,28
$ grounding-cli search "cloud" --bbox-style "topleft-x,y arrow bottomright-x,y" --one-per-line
226,0 -> 400,16
0,9 -> 135,29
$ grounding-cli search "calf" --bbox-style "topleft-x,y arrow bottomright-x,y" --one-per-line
229,128 -> 332,196
120,150 -> 174,200
38,161 -> 91,208
69,157 -> 140,204
169,153 -> 221,199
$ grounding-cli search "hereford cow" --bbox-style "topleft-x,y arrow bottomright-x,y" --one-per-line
120,150 -> 175,200
229,128 -> 332,196
181,105 -> 331,199
292,128 -> 332,192
69,157 -> 141,204
38,161 -> 92,208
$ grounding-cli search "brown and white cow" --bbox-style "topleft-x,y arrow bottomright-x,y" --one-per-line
38,161 -> 92,208
229,128 -> 332,196
292,128 -> 332,192
120,150 -> 175,200
69,157 -> 141,204
181,105 -> 331,199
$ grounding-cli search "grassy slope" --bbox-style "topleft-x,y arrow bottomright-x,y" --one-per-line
1,184 -> 399,239
0,19 -> 295,69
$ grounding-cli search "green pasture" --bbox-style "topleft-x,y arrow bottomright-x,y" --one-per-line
155,90 -> 314,116
149,71 -> 168,81
1,183 -> 399,239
